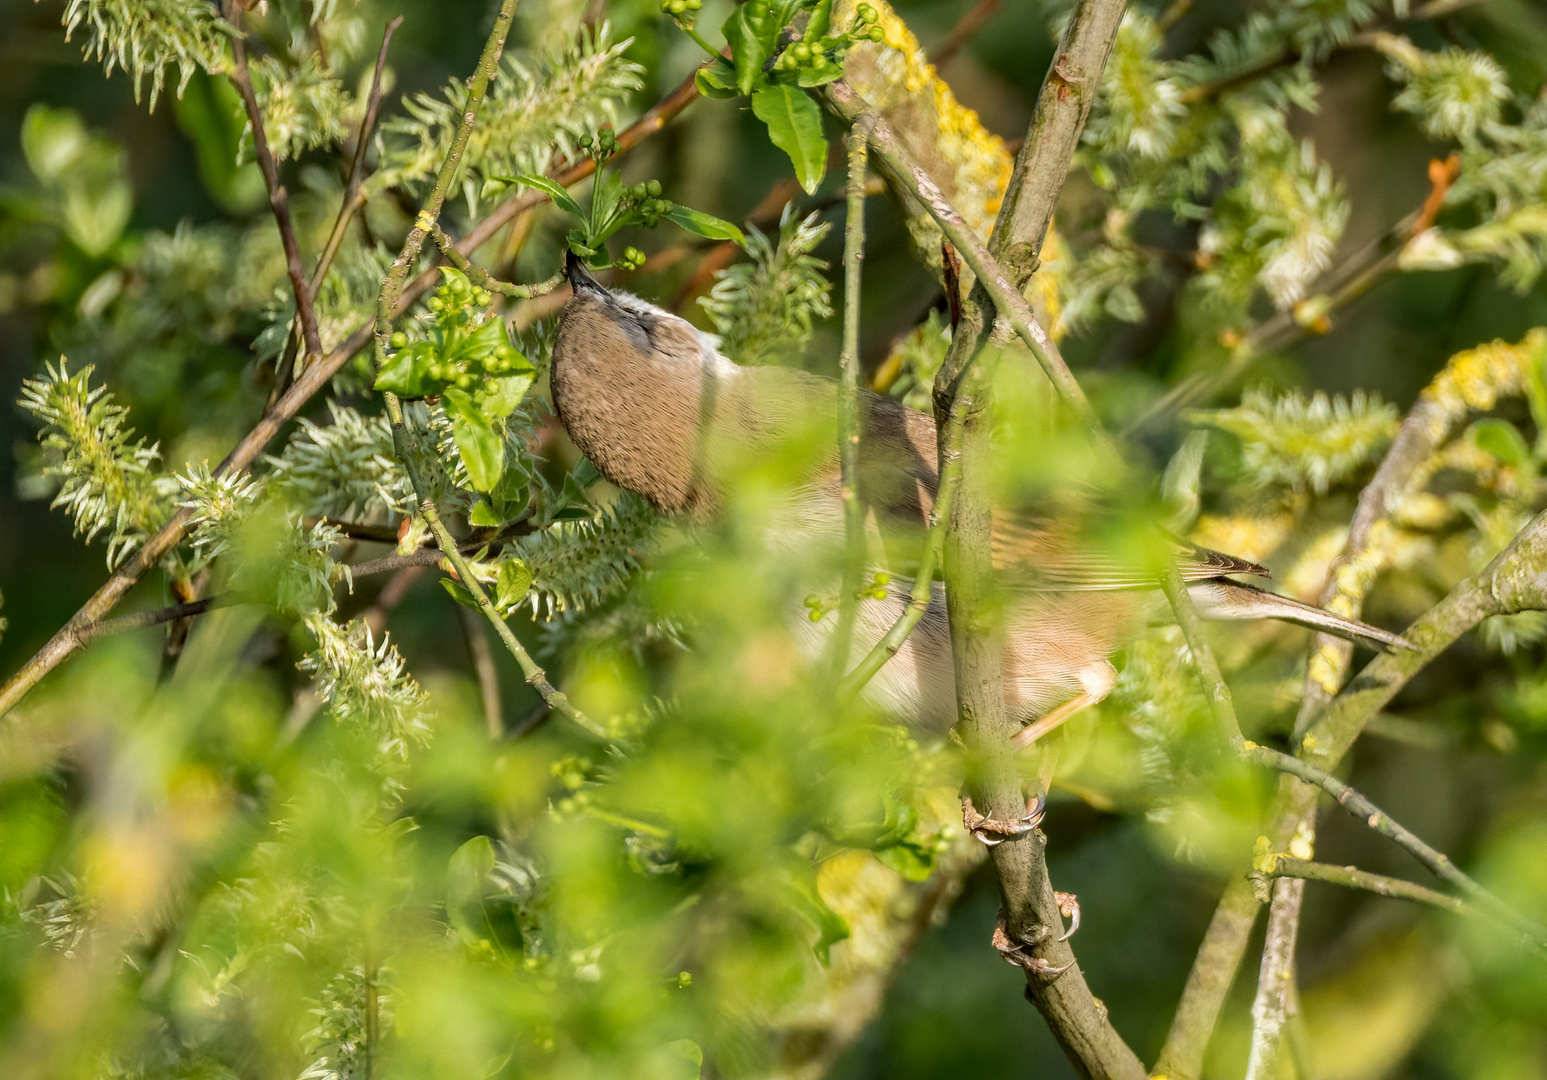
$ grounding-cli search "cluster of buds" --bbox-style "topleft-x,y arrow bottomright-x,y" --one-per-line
578,126 -> 620,163
660,0 -> 701,15
771,3 -> 883,74
618,246 -> 647,270
626,179 -> 675,227
387,272 -> 524,390
856,570 -> 890,601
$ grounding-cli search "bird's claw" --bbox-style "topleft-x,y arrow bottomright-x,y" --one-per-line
1055,890 -> 1081,941
962,792 -> 1046,846
992,910 -> 1073,978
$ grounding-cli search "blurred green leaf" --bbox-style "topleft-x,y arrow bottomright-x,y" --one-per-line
1473,418 -> 1531,466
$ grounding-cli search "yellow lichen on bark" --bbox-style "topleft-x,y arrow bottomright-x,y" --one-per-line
834,0 -> 1063,332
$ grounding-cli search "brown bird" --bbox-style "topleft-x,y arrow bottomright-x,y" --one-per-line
550,255 -> 1410,751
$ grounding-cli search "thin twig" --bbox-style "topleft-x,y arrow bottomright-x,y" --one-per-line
429,223 -> 564,299
75,597 -> 230,646
833,120 -> 872,672
1257,857 -> 1472,919
308,15 -> 404,299
1242,741 -> 1547,950
929,0 -> 1002,66
226,9 -> 322,361
458,605 -> 505,739
367,0 -> 602,742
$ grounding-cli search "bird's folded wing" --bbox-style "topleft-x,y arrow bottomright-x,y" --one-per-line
991,514 -> 1270,591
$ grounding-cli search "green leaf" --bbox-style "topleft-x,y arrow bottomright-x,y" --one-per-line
725,1 -> 776,95
695,59 -> 741,100
447,836 -> 498,946
752,84 -> 827,194
654,1040 -> 703,1080
440,577 -> 482,611
444,388 -> 503,492
495,559 -> 533,612
21,105 -> 87,184
468,500 -> 502,527
795,62 -> 844,88
806,0 -> 833,41
479,372 -> 537,421
1472,418 -> 1531,466
775,859 -> 849,964
374,342 -> 436,397
664,205 -> 745,245
502,174 -> 585,218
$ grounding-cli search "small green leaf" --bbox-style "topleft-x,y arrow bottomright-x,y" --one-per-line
440,577 -> 482,611
478,372 -> 537,420
374,342 -> 436,397
695,60 -> 740,100
806,0 -> 833,41
724,2 -> 775,94
663,205 -> 745,245
795,62 -> 844,88
21,104 -> 87,184
495,559 -> 533,612
502,174 -> 585,218
874,840 -> 937,882
752,84 -> 827,194
468,500 -> 502,527
444,388 -> 503,492
1472,418 -> 1531,467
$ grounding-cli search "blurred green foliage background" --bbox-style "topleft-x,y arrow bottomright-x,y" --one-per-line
4,0 -> 1547,1078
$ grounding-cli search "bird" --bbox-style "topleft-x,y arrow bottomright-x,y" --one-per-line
549,253 -> 1411,757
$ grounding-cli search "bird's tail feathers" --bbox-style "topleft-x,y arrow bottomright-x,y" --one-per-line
1188,579 -> 1415,651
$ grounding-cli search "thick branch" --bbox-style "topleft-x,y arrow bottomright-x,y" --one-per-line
824,2 -> 1142,1076
821,79 -> 1101,431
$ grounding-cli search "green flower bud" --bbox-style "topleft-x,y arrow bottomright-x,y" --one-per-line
868,24 -> 885,42
873,572 -> 890,586
858,3 -> 877,22
389,331 -> 408,349
808,609 -> 823,622
791,42 -> 811,61
427,296 -> 445,312
647,179 -> 662,197
804,594 -> 821,608
473,288 -> 492,307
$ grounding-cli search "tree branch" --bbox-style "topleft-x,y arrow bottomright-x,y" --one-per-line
1243,742 -> 1547,950
823,2 -> 1142,1075
1255,857 -> 1473,919
308,15 -> 404,299
226,9 -> 323,361
833,120 -> 873,672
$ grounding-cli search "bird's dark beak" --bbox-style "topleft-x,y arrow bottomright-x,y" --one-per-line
565,250 -> 608,299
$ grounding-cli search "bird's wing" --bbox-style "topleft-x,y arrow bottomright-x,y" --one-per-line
992,513 -> 1270,591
